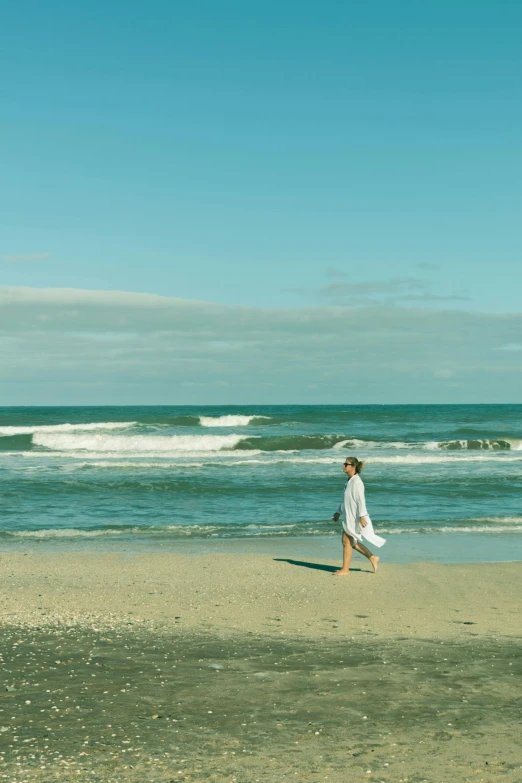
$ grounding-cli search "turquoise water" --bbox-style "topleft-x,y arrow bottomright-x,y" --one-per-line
1,405 -> 521,552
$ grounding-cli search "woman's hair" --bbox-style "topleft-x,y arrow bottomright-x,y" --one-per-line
347,456 -> 365,474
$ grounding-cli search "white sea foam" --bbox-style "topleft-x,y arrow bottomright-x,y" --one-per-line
0,421 -> 137,436
473,516 -> 522,524
332,438 -> 370,450
7,528 -> 125,538
333,438 -> 521,452
365,454 -> 522,464
72,455 -> 338,468
33,433 -> 247,453
433,438 -> 522,451
67,453 -> 522,470
2,524 -> 314,540
381,522 -> 522,535
5,450 -> 520,467
6,519 -> 522,540
333,439 -> 439,450
79,461 -> 205,469
3,524 -> 222,539
199,415 -> 270,427
10,449 -> 263,463
333,438 -> 421,450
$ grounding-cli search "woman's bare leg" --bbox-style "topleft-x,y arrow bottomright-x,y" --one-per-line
334,532 -> 353,575
354,541 -> 380,573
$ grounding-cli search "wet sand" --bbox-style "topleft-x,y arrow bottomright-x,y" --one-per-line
0,552 -> 521,782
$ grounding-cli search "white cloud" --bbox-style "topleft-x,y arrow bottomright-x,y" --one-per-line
0,286 -> 521,404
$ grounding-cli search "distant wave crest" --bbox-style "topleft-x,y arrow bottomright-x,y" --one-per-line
33,432 -> 245,453
0,421 -> 136,436
199,415 -> 271,427
4,427 -> 522,457
434,438 -> 521,451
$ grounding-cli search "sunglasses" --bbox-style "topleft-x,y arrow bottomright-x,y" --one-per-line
343,462 -> 353,467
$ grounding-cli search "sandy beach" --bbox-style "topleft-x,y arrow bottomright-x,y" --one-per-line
1,552 -> 521,782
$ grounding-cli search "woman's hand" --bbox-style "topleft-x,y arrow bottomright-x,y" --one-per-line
360,516 -> 368,528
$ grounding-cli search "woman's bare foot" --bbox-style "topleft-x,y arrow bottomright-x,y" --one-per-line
333,569 -> 350,576
369,556 -> 379,573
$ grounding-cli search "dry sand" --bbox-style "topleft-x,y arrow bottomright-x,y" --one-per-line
0,552 -> 521,782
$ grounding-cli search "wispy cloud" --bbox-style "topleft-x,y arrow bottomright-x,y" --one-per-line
2,252 -> 49,264
319,276 -> 470,305
0,287 -> 520,404
416,263 -> 440,271
285,273 -> 470,306
497,343 -> 522,351
325,266 -> 348,279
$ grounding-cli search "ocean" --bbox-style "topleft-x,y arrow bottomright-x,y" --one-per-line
1,404 -> 521,558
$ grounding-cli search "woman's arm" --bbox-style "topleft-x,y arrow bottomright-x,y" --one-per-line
332,501 -> 342,521
356,479 -> 369,527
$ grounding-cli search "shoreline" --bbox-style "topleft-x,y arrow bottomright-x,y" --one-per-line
1,530 -> 522,564
1,551 -> 521,639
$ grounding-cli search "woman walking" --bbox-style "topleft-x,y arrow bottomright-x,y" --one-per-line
332,456 -> 385,576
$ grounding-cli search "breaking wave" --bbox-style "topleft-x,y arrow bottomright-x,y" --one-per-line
234,435 -> 522,452
199,415 -> 271,427
28,432 -> 375,454
3,430 -> 522,457
32,433 -> 245,453
0,421 -> 136,436
235,434 -> 351,451
434,438 -> 521,450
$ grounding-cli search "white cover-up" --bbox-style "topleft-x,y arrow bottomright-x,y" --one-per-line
335,474 -> 386,548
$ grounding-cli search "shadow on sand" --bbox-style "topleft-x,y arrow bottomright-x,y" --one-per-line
274,558 -> 365,573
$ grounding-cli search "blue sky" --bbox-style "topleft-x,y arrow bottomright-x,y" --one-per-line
1,1 -> 522,402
